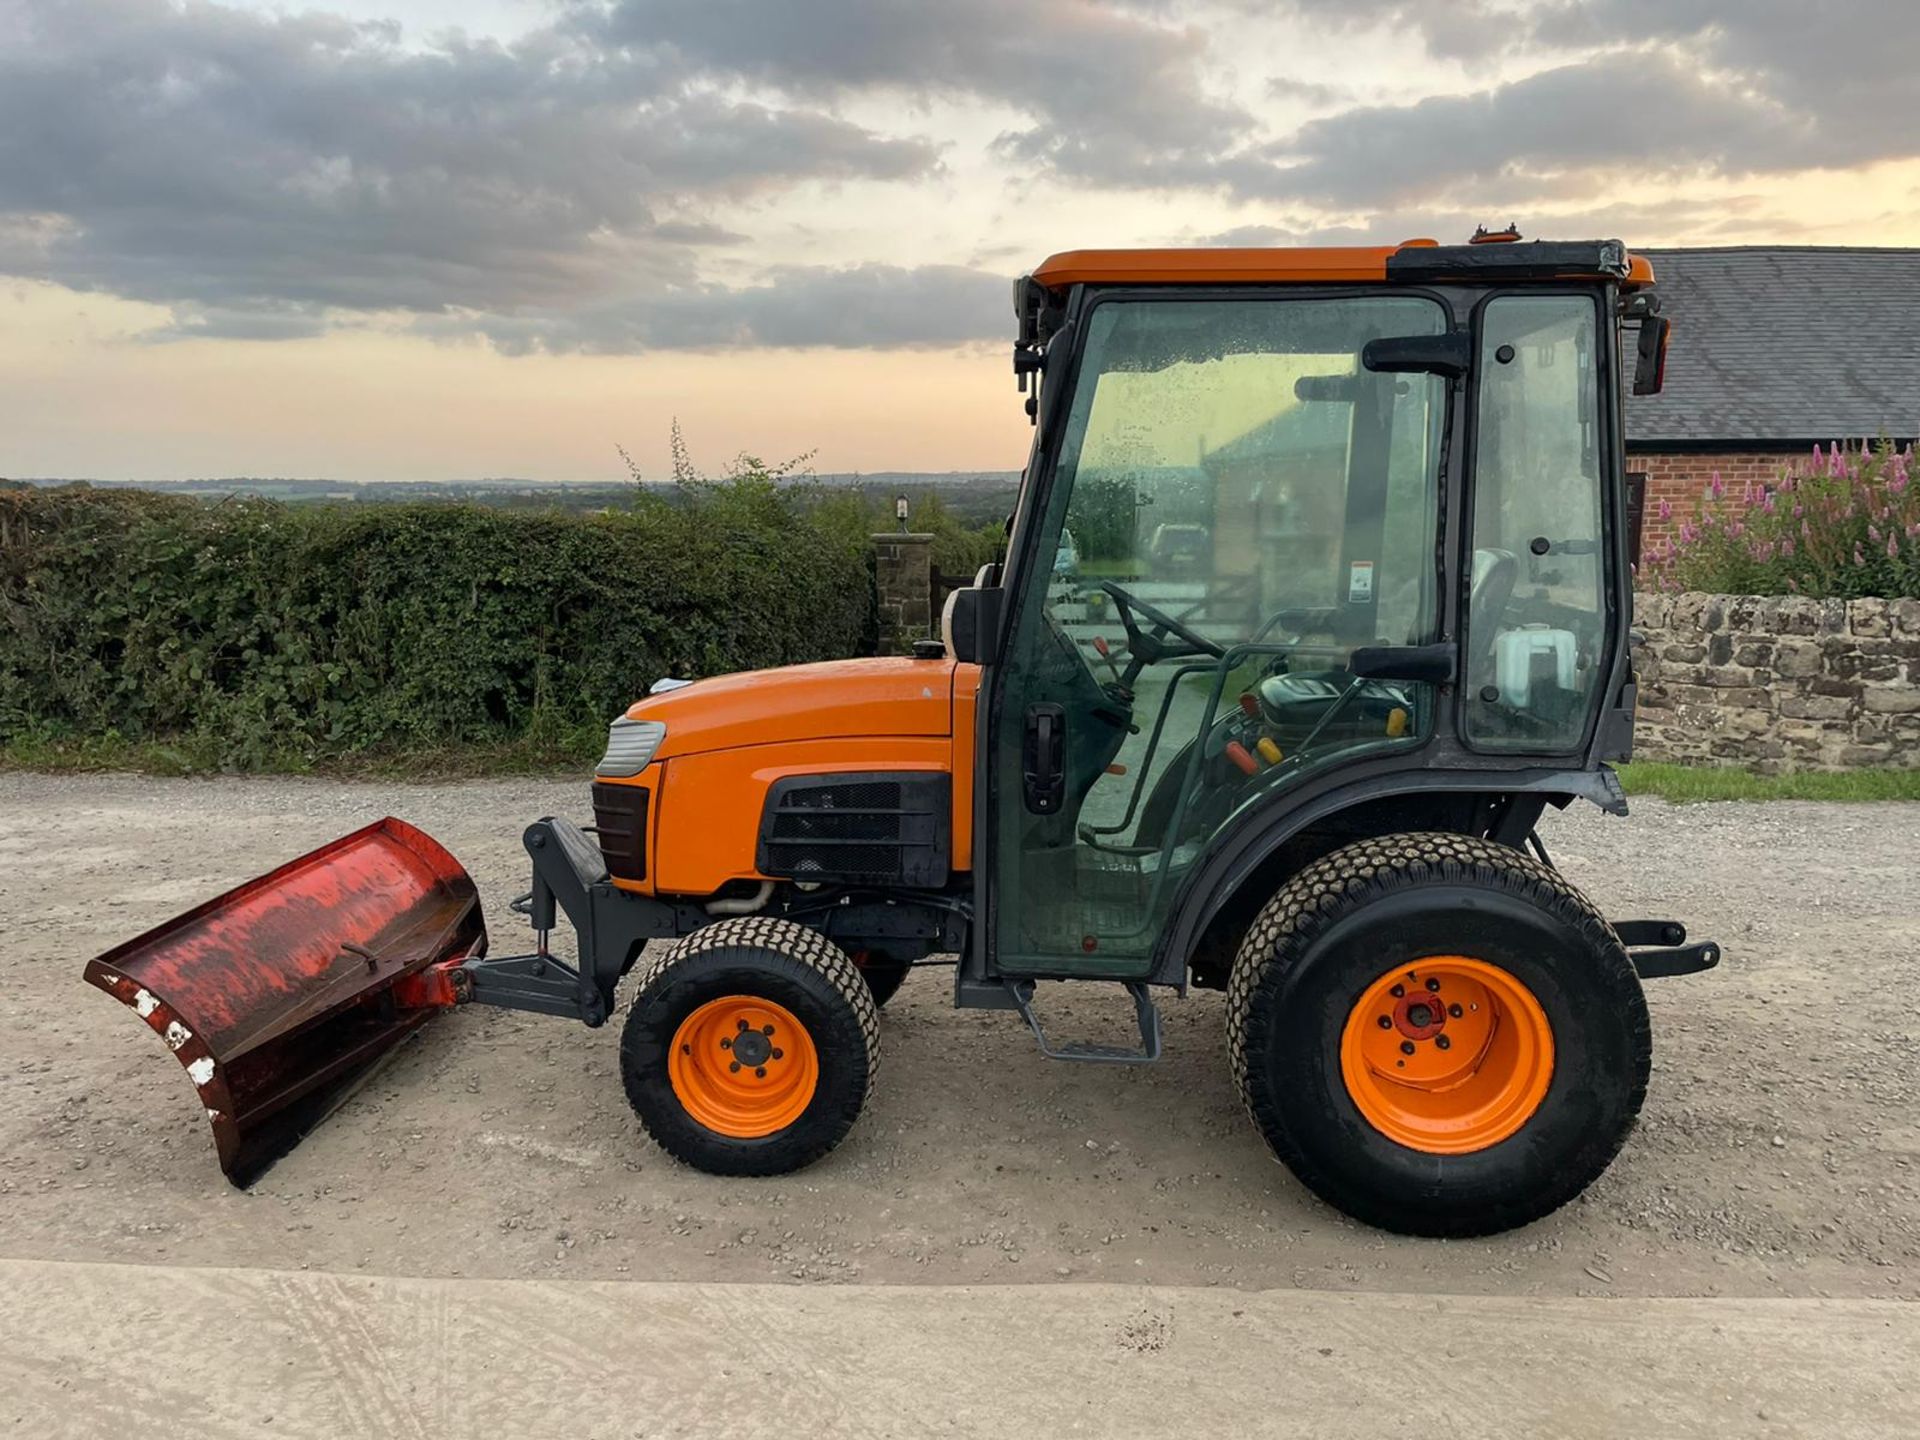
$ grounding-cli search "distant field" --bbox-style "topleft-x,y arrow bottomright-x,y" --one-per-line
7,471 -> 1023,522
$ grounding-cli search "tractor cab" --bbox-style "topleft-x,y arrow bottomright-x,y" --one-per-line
950,238 -> 1660,989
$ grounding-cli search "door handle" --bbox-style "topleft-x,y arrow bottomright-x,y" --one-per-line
1023,703 -> 1067,814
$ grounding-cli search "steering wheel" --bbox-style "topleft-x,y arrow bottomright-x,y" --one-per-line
1091,580 -> 1226,681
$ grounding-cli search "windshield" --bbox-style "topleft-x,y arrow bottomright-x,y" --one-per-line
1042,295 -> 1448,648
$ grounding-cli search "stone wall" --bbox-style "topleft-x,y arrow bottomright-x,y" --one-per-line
871,532 -> 934,655
1632,591 -> 1920,770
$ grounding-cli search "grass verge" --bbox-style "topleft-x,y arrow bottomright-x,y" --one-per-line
1617,761 -> 1920,802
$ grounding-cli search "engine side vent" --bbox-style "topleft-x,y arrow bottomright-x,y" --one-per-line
590,781 -> 650,882
757,772 -> 950,888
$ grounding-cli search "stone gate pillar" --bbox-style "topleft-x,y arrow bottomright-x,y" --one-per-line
871,532 -> 934,655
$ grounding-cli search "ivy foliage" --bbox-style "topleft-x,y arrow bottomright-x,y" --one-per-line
0,478 -> 873,769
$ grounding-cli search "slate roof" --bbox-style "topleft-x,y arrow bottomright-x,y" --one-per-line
1628,247 -> 1920,447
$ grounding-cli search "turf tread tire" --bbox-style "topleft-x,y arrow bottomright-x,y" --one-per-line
621,916 -> 878,1176
1226,831 -> 1651,1237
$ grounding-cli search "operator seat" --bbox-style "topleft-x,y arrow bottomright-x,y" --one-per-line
1257,548 -> 1520,732
938,563 -> 998,659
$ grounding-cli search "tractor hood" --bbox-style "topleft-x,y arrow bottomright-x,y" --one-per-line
625,656 -> 957,761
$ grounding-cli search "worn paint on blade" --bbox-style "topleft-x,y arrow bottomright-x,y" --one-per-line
83,816 -> 485,1187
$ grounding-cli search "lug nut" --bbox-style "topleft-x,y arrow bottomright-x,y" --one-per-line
729,1061 -> 740,1073
771,1048 -> 783,1060
1390,984 -> 1405,998
763,1024 -> 776,1036
1400,1040 -> 1416,1056
1425,978 -> 1441,992
755,1067 -> 767,1078
1377,1016 -> 1392,1030
1435,1035 -> 1452,1051
720,1037 -> 731,1050
737,1019 -> 749,1031
1449,1004 -> 1463,1018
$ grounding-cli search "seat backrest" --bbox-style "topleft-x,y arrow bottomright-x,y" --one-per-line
940,586 -> 963,658
941,566 -> 997,659
1469,547 -> 1520,658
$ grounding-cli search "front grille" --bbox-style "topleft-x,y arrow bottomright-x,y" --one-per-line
590,782 -> 649,882
757,773 -> 949,887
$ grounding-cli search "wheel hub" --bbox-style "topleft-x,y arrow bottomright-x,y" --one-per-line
668,997 -> 817,1138
731,1027 -> 772,1067
1339,957 -> 1555,1155
1392,992 -> 1446,1041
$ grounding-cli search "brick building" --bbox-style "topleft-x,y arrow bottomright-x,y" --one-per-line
1626,247 -> 1920,560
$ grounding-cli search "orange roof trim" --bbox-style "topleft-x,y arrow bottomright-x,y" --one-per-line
1032,245 -> 1417,288
1033,242 -> 1656,289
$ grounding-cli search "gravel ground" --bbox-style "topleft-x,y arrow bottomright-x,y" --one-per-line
2,772 -> 1916,1299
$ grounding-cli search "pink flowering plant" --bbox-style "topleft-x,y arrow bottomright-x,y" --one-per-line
1644,440 -> 1920,599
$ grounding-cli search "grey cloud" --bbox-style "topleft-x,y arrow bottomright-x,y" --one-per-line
584,0 -> 1256,190
0,0 -> 937,341
1542,1 -> 1920,161
428,262 -> 1009,354
1265,76 -> 1352,110
1259,0 -> 1519,63
149,305 -> 334,343
1235,3 -> 1920,212
1255,46 -> 1870,210
11,0 -> 1920,356
1189,223 -> 1299,246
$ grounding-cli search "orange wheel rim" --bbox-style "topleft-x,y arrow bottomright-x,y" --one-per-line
1339,956 -> 1554,1155
669,996 -> 819,1139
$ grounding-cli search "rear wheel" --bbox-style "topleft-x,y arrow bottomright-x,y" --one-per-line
1227,832 -> 1649,1236
621,917 -> 878,1176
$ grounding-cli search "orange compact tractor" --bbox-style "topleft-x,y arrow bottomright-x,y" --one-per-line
89,236 -> 1716,1236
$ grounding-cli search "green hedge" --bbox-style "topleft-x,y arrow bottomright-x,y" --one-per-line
0,481 -> 874,769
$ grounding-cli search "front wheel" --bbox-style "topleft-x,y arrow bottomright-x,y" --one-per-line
620,917 -> 878,1177
1227,832 -> 1650,1236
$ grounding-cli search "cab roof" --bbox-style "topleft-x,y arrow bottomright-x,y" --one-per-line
1031,241 -> 1655,291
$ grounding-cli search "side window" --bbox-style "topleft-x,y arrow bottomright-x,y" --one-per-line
1466,295 -> 1607,750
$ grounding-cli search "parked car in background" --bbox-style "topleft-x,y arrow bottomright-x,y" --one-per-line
1148,522 -> 1210,577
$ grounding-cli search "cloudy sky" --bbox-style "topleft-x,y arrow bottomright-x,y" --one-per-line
5,0 -> 1918,481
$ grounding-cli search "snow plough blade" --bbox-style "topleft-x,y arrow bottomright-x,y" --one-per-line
83,817 -> 485,1187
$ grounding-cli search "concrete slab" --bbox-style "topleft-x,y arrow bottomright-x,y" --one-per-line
1,1259 -> 1912,1439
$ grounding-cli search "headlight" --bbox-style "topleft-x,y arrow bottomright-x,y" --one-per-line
595,717 -> 666,777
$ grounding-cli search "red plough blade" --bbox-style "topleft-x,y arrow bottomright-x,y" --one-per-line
83,817 -> 485,1187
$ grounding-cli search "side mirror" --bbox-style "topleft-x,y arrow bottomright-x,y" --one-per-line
1362,332 -> 1472,380
1632,315 -> 1671,396
947,586 -> 1004,665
